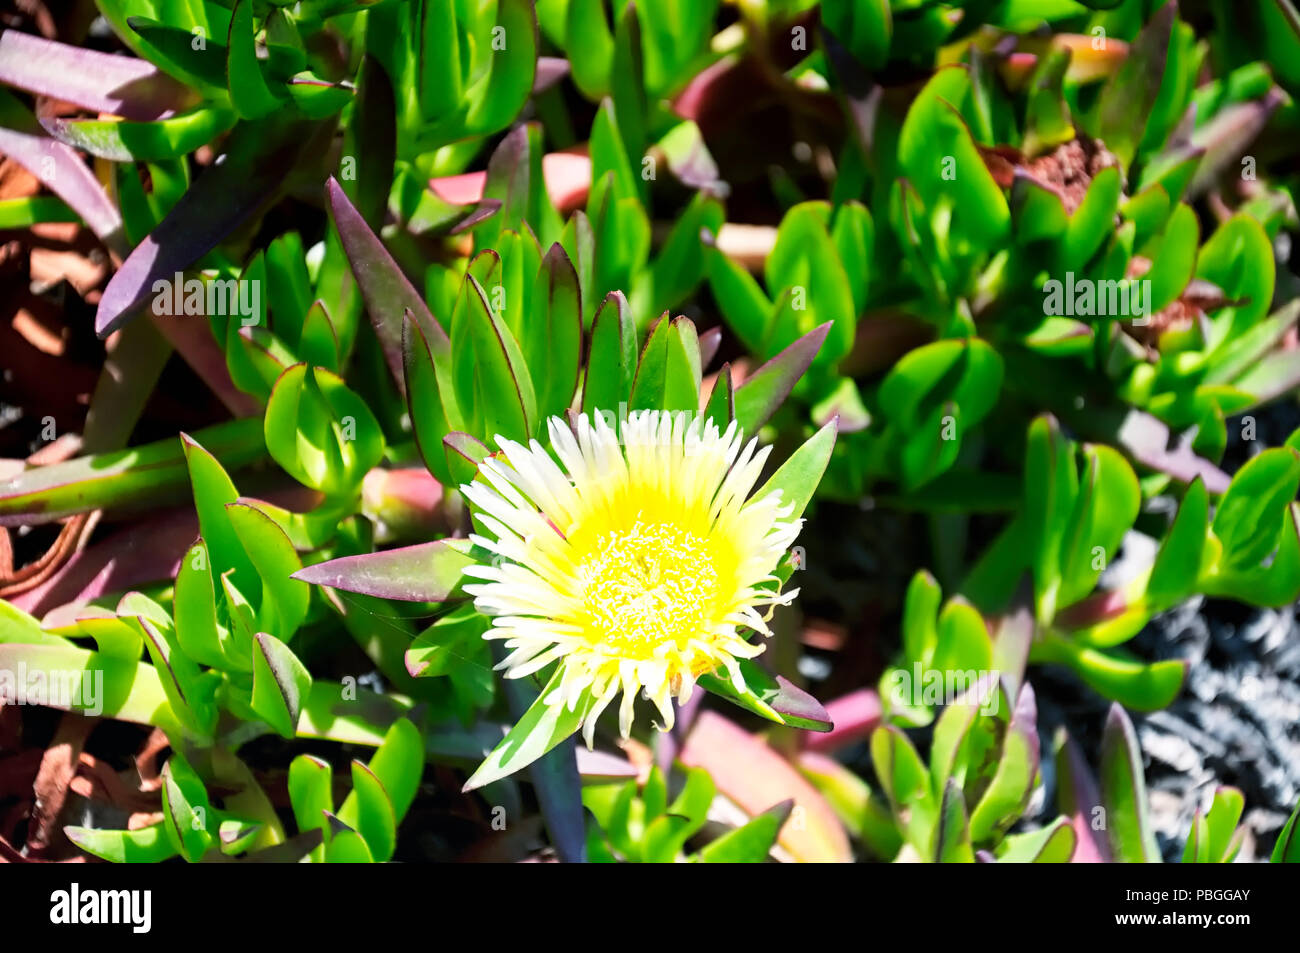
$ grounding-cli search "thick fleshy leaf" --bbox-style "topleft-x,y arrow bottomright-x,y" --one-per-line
327,177 -> 449,392
696,800 -> 792,862
65,823 -> 179,863
96,118 -> 317,335
227,0 -> 285,119
463,667 -> 593,792
227,499 -> 310,637
0,92 -> 124,253
698,659 -> 833,732
251,631 -> 312,738
1100,703 -> 1161,863
582,291 -> 637,414
40,107 -> 236,162
0,31 -> 194,119
752,419 -> 838,522
0,417 -> 264,527
995,817 -> 1077,862
292,539 -> 475,602
1095,1 -> 1175,168
734,323 -> 831,434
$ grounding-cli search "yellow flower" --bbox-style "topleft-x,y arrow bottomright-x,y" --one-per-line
461,410 -> 804,746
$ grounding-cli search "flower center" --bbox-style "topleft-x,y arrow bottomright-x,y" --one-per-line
577,520 -> 721,655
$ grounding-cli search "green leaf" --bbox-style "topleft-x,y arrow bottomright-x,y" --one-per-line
226,0 -> 285,119
752,419 -> 839,522
1196,214 -> 1275,353
931,598 -> 993,676
878,338 -> 1003,432
1146,477 -> 1209,608
173,538 -> 229,669
1062,166 -> 1122,270
968,693 -> 1037,843
936,777 -> 975,862
182,432 -> 260,598
404,311 -> 459,486
642,767 -> 714,862
566,0 -> 615,99
263,364 -> 385,497
288,754 -> 331,861
133,608 -> 218,739
323,815 -> 374,863
1273,798 -> 1300,862
1143,202 -> 1199,312
994,817 -> 1076,862
251,631 -> 312,738
42,106 -> 236,162
1212,447 -> 1300,570
870,725 -> 930,814
898,71 -> 1009,251
822,0 -> 891,70
418,0 -> 461,120
161,754 -> 214,862
696,657 -> 832,732
463,668 -> 593,791
629,312 -> 671,411
226,499 -> 310,638
1182,786 -> 1244,863
702,364 -> 735,428
696,800 -> 792,863
339,761 -> 396,862
65,823 -> 179,863
707,247 -> 771,355
525,244 -> 583,422
1023,415 -> 1078,623
1100,703 -> 1161,862
359,718 -> 423,823
662,317 -> 702,413
443,432 -> 493,488
1057,445 -> 1140,608
582,291 -> 637,415
764,202 -> 855,363
902,570 -> 943,666
1049,639 -> 1186,710
1094,1 -> 1175,168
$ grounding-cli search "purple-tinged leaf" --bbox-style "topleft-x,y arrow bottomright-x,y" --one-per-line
96,118 -> 318,336
991,601 -> 1034,704
1096,1 -> 1175,168
0,31 -> 195,120
533,56 -> 569,93
1115,409 -> 1230,493
292,539 -> 475,602
0,417 -> 265,527
0,93 -> 124,254
1055,728 -> 1110,862
734,322 -> 831,434
1100,703 -> 1161,862
1188,87 -> 1286,198
698,657 -> 833,732
698,326 -> 722,369
327,177 -> 448,394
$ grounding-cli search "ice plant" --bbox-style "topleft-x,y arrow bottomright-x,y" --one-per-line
461,410 -> 805,748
